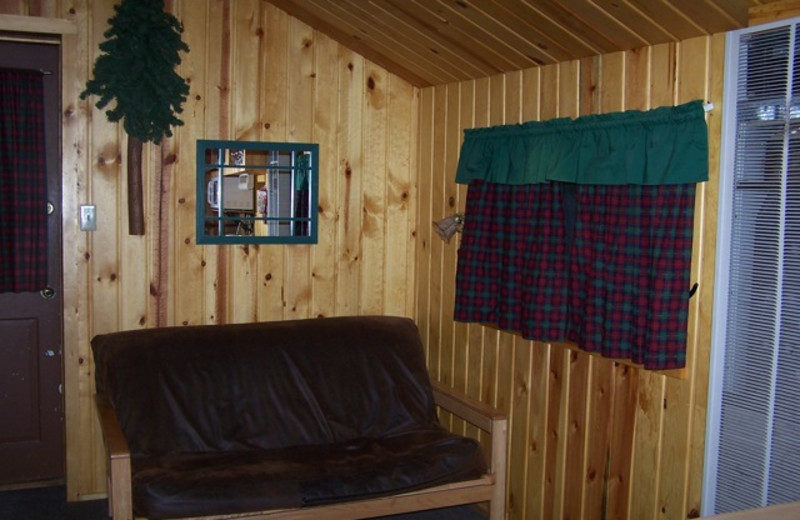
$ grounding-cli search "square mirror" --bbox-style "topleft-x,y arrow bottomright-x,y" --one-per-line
196,140 -> 318,244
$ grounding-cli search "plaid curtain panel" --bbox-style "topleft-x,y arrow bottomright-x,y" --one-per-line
0,68 -> 48,293
566,183 -> 695,369
454,180 -> 571,341
455,180 -> 696,370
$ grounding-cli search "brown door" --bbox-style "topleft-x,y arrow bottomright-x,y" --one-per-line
0,41 -> 64,485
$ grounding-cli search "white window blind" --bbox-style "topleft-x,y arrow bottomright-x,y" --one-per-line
704,18 -> 800,515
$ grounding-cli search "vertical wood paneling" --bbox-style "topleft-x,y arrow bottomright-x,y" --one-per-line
427,84 -> 447,378
207,0 -> 229,325
439,81 -> 461,390
453,80 -> 475,435
120,155 -> 147,329
311,32 -> 339,318
416,34 -> 720,520
659,34 -> 711,520
61,0 -> 100,498
508,334 -> 530,519
525,340 -> 550,520
360,63 -> 388,315
383,74 -> 415,317
403,85 -> 419,318
415,86 -> 433,365
335,46 -> 364,317
151,137 -> 173,328
173,0 -> 207,327
257,3 -> 288,322
564,350 -> 590,520
686,32 -> 725,519
607,364 -> 638,520
3,0 -> 417,499
228,0 -> 262,324
87,0 -> 120,337
283,16 -> 314,320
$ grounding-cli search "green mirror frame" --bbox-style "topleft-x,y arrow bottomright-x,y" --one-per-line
196,140 -> 319,245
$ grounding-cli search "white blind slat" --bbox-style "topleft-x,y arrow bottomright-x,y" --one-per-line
708,20 -> 800,515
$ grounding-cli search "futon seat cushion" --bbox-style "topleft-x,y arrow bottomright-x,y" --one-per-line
132,427 -> 486,519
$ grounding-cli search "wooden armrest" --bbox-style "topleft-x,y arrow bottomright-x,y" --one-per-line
431,381 -> 506,433
95,394 -> 130,459
95,394 -> 133,520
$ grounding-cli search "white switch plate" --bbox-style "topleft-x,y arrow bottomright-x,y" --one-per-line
80,204 -> 97,231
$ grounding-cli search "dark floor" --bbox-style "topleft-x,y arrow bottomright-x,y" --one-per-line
0,485 -> 108,520
0,485 -> 487,519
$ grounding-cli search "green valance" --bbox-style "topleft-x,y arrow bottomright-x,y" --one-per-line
455,100 -> 709,186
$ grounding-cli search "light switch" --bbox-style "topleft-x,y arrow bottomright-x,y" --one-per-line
80,204 -> 97,231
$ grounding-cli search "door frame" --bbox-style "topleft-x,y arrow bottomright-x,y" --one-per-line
0,14 -> 84,500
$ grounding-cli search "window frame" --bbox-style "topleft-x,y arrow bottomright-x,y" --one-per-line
195,139 -> 319,245
703,17 -> 800,515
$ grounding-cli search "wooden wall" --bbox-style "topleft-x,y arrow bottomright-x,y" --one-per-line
415,38 -> 724,520
0,0 -> 417,500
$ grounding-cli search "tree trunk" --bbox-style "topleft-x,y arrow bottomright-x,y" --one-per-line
127,135 -> 144,235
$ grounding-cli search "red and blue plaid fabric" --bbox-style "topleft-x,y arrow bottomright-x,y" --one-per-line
566,183 -> 695,369
455,180 -> 571,340
455,180 -> 696,370
0,68 -> 48,293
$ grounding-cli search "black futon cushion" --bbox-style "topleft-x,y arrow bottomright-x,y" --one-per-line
132,428 -> 485,519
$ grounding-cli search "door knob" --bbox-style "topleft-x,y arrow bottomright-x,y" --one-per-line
40,286 -> 55,299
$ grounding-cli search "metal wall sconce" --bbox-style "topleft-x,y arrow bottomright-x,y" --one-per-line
433,213 -> 464,243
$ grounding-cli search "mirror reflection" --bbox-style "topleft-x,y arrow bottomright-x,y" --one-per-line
196,140 -> 318,244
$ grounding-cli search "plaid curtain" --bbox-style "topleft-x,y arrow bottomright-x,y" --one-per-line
455,181 -> 696,370
454,180 -> 571,341
0,68 -> 48,293
565,184 -> 695,369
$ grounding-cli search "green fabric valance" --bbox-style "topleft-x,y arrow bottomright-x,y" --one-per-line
455,100 -> 709,186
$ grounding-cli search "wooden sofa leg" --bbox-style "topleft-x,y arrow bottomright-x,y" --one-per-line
109,454 -> 133,520
489,416 -> 508,520
96,394 -> 134,519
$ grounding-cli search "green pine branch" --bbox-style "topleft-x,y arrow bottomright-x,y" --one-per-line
81,0 -> 190,144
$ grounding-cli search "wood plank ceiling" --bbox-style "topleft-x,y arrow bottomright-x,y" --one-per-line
264,0 -> 751,87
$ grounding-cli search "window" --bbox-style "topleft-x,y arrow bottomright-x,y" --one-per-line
452,101 -> 707,370
196,140 -> 318,245
703,19 -> 800,515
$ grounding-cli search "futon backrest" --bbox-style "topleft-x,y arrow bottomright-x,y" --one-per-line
91,316 -> 438,457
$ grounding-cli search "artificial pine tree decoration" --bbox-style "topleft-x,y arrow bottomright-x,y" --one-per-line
81,0 -> 189,235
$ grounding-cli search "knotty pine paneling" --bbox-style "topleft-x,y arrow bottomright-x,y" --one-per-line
415,36 -> 723,520
262,0 -> 749,87
0,0 -> 417,500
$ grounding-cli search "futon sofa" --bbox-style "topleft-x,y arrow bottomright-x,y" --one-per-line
91,316 -> 507,519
